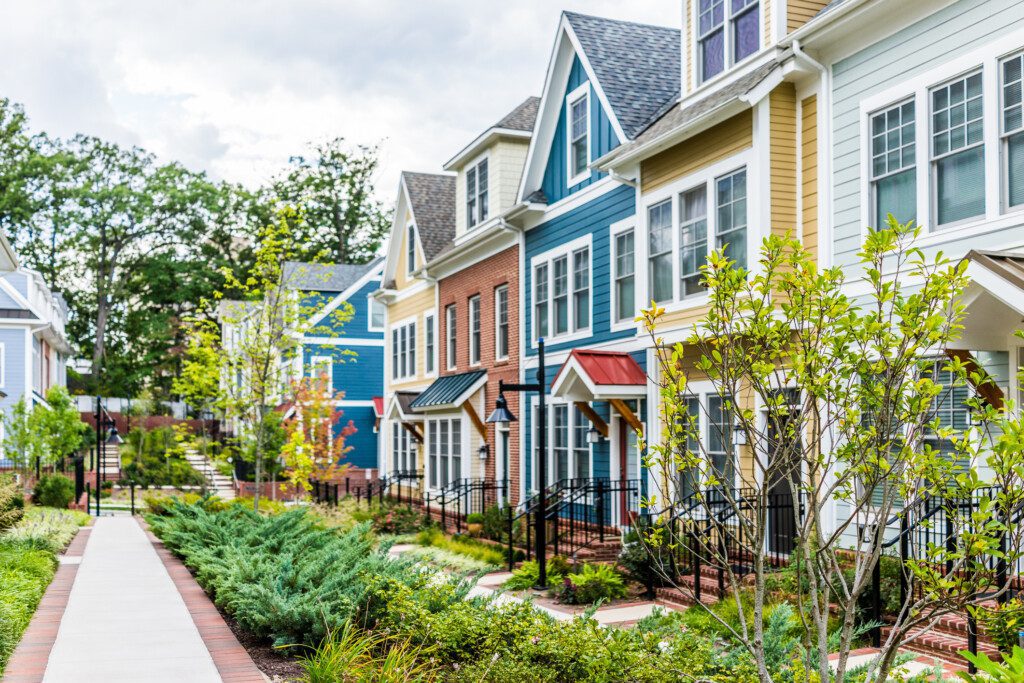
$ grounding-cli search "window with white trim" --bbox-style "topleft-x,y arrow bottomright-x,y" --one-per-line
931,71 -> 985,226
391,422 -> 416,473
425,313 -> 435,375
870,100 -> 916,229
1002,52 -> 1024,209
680,186 -> 708,297
495,285 -> 509,361
697,0 -> 759,84
543,401 -> 593,484
568,88 -> 589,183
469,295 -> 481,365
446,304 -> 457,370
428,417 -> 462,488
369,297 -> 386,331
648,199 -> 673,303
533,240 -> 591,342
391,320 -> 416,380
406,224 -> 417,275
707,394 -> 736,488
716,169 -> 748,269
613,229 -> 635,322
311,356 -> 332,391
466,157 -> 489,228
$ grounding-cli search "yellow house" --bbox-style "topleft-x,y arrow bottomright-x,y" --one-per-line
597,0 -> 833,547
375,172 -> 455,492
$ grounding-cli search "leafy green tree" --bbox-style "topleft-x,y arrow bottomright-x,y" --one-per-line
641,219 -> 1024,683
0,398 -> 40,483
35,386 -> 88,466
272,137 -> 389,265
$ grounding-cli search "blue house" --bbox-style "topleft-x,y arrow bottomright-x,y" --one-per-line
284,259 -> 385,473
511,12 -> 679,514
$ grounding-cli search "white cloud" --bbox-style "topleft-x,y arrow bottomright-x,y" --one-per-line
0,1 -> 679,197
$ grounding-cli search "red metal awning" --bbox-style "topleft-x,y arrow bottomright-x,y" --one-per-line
551,349 -> 647,401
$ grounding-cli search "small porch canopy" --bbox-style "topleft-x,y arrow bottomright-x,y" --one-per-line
410,370 -> 488,437
386,390 -> 425,442
372,396 -> 384,433
550,349 -> 647,436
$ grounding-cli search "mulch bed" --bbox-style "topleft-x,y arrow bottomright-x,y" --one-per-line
219,609 -> 306,682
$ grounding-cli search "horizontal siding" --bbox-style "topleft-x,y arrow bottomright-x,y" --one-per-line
385,287 -> 435,390
771,83 -> 798,239
0,328 -> 26,416
641,110 -> 753,193
831,0 -> 1024,268
802,95 -> 819,260
524,184 -> 637,356
303,342 -> 383,402
337,405 -> 378,470
788,0 -> 830,33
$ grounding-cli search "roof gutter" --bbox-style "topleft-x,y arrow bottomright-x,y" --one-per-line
782,0 -> 873,46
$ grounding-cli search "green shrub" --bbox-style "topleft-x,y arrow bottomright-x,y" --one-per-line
32,475 -> 75,509
300,620 -> 437,682
465,512 -> 484,524
960,645 -> 1024,683
481,504 -> 508,541
121,426 -> 206,488
502,556 -> 572,590
0,477 -> 24,532
372,504 -> 427,534
414,528 -> 504,567
554,563 -> 628,605
978,599 -> 1024,652
618,523 -> 674,588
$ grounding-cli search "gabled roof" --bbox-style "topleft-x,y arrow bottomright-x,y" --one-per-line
402,171 -> 456,262
564,12 -> 680,140
410,370 -> 487,412
444,97 -> 540,171
551,349 -> 647,401
495,96 -> 541,132
284,258 -> 383,292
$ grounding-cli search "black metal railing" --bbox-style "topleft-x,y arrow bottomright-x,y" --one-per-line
381,470 -> 425,508
424,478 -> 508,533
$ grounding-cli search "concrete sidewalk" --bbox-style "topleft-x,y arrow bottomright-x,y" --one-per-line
42,517 -> 223,683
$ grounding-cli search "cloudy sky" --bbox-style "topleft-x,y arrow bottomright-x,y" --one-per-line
0,1 -> 678,199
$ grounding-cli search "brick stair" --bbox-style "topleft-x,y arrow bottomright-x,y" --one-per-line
881,619 -> 1000,667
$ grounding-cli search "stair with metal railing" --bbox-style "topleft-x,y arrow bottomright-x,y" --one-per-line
182,449 -> 235,500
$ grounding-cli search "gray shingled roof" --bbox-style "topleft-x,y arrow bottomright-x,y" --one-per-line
495,96 -> 541,132
613,59 -> 785,159
283,257 -> 383,292
564,12 -> 680,140
403,171 -> 456,262
410,370 -> 487,411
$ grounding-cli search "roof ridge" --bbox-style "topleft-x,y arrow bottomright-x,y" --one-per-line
563,10 -> 678,32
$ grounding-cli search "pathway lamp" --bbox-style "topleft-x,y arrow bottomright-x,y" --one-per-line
486,338 -> 549,589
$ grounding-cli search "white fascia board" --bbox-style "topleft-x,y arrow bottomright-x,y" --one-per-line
444,128 -> 532,171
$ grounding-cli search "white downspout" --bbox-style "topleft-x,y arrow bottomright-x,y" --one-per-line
791,39 -> 832,269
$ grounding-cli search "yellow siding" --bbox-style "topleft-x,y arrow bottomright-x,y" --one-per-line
764,0 -> 772,44
770,83 -> 798,240
801,95 -> 819,261
385,287 -> 435,392
788,0 -> 830,33
640,111 -> 754,193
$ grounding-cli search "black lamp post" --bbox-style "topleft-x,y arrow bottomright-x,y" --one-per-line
487,338 -> 548,589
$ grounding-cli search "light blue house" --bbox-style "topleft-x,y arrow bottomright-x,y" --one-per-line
511,12 -> 679,511
284,259 -> 385,473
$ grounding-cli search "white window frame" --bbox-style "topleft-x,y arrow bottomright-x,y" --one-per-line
638,149 -> 755,313
856,35 -> 1024,250
530,233 -> 593,348
494,284 -> 509,361
693,0 -> 763,86
368,295 -> 386,331
610,218 -> 637,332
469,294 -> 481,366
868,97 -> 917,231
406,223 -> 417,276
391,421 -> 416,474
310,355 -> 333,391
566,83 -> 591,187
674,379 -> 740,493
1000,49 -> 1024,213
466,154 -> 489,229
929,69 -> 986,230
390,317 -> 417,381
426,416 -> 465,490
446,304 -> 457,371
424,312 -> 436,377
528,396 -> 593,489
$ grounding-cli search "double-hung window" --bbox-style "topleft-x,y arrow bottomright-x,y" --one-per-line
614,230 -> 635,322
707,395 -> 736,489
680,187 -> 708,297
406,224 -> 417,275
495,285 -> 509,361
1002,52 -> 1024,208
572,406 -> 590,479
533,240 -> 591,342
369,297 -> 386,331
446,304 -> 457,370
921,361 -> 972,469
311,356 -> 332,391
466,158 -> 489,228
697,0 -> 759,84
425,313 -> 435,374
392,422 -> 415,473
392,321 -> 416,380
553,404 -> 569,481
648,199 -> 673,303
553,256 -> 569,335
572,247 -> 590,330
568,89 -> 589,182
428,418 -> 462,488
870,100 -> 916,229
931,71 -> 985,226
534,264 -> 549,340
469,295 -> 481,365
716,169 -> 748,269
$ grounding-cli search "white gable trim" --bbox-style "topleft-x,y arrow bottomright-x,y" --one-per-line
0,279 -> 36,318
518,15 -> 627,203
308,262 -> 384,328
382,178 -> 419,284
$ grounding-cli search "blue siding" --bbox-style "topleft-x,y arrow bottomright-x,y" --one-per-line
302,343 -> 383,402
0,328 -> 26,417
337,405 -> 378,470
524,183 -> 636,356
541,56 -> 620,204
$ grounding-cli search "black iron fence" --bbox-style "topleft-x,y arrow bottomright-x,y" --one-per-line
425,478 -> 509,533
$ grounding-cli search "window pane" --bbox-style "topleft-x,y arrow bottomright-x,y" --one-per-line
554,256 -> 568,334
648,200 -> 673,303
732,3 -> 758,63
1004,54 -> 1024,134
617,275 -> 635,321
478,159 -> 489,222
936,147 -> 985,225
700,29 -> 725,82
571,96 -> 588,177
425,316 -> 434,374
573,248 -> 589,330
470,297 -> 480,364
708,395 -> 735,487
680,186 -> 708,297
716,170 -> 747,269
932,72 -> 983,157
554,405 -> 569,481
573,407 -> 590,479
875,169 -> 916,228
535,264 -> 549,339
1010,132 -> 1024,208
678,398 -> 700,500
615,231 -> 635,321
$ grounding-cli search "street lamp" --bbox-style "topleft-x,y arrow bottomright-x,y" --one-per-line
486,338 -> 549,589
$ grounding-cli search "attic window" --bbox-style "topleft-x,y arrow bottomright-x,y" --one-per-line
467,157 -> 489,228
567,85 -> 590,185
406,224 -> 416,275
698,0 -> 759,84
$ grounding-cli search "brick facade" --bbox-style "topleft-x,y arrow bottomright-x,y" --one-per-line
437,245 -> 520,503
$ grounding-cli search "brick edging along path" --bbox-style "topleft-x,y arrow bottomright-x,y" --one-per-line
143,523 -> 266,683
3,523 -> 92,683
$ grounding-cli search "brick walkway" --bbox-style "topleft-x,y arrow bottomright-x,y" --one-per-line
3,516 -> 264,683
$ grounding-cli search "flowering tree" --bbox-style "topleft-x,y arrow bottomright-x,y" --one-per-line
640,219 -> 1024,683
280,372 -> 356,496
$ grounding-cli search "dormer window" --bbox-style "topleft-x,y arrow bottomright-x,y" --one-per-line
698,0 -> 759,84
567,85 -> 590,185
466,158 -> 489,228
